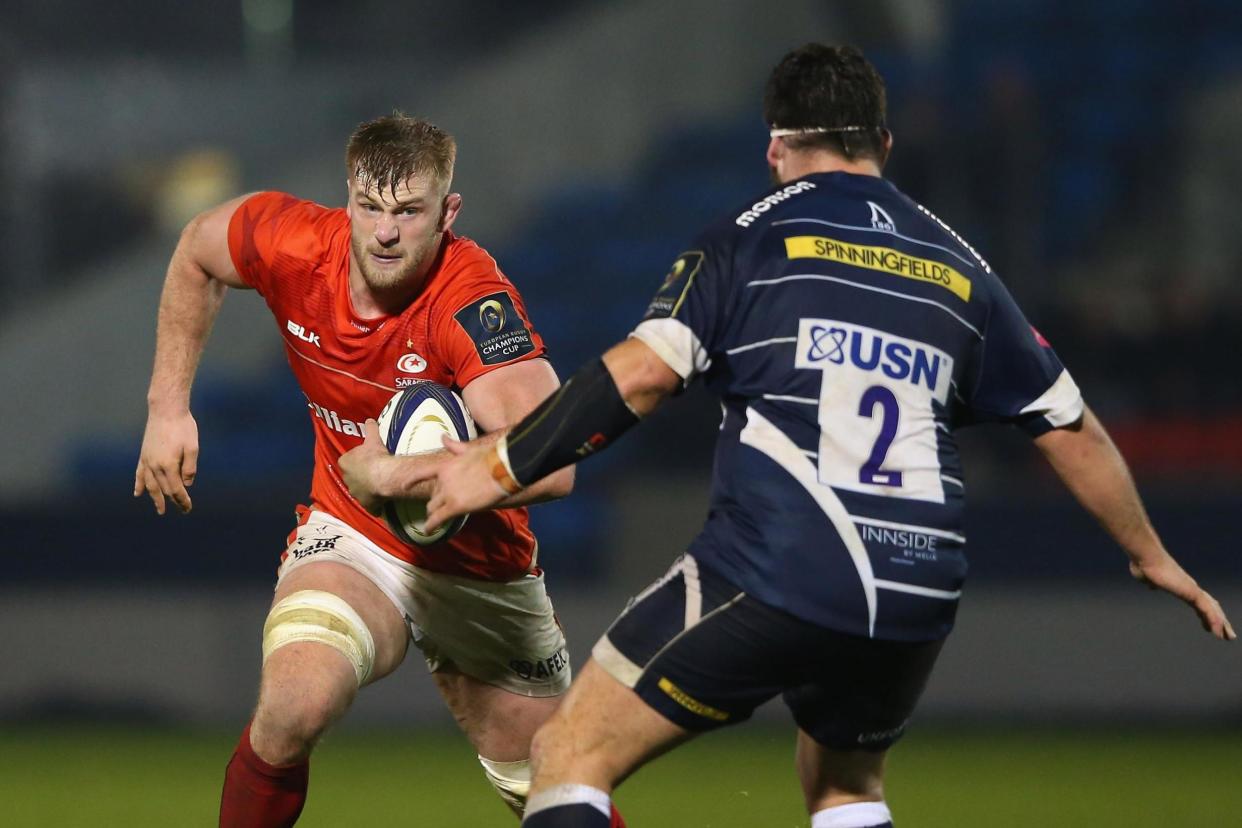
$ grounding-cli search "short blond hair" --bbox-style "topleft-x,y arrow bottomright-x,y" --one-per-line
345,112 -> 456,198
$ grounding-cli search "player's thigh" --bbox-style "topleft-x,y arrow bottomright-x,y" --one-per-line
781,632 -> 944,755
593,555 -> 795,735
432,664 -> 561,761
533,658 -> 693,791
407,567 -> 571,698
268,514 -> 414,685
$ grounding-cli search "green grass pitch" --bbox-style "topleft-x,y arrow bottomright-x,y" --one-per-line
3,724 -> 1239,826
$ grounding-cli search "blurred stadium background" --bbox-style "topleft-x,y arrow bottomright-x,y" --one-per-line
1,1 -> 1239,825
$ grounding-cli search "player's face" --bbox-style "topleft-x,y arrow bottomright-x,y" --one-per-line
347,174 -> 452,291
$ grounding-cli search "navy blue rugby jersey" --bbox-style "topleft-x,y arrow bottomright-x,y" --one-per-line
631,172 -> 1083,641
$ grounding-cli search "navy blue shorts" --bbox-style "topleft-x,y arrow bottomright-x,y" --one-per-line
592,555 -> 944,750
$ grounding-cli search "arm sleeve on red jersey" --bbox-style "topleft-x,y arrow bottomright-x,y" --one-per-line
227,192 -> 336,296
434,260 -> 548,389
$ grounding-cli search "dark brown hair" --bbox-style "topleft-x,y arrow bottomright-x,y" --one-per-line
345,113 -> 456,197
763,44 -> 888,162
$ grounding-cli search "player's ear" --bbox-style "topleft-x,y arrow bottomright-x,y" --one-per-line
766,136 -> 785,172
879,128 -> 894,169
439,192 -> 463,233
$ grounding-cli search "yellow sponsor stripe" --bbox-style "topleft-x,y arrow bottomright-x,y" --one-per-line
657,677 -> 730,721
784,236 -> 972,301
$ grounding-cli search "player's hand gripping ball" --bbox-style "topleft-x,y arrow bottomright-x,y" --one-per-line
376,381 -> 477,546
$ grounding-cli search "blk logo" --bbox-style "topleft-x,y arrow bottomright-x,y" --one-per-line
287,320 -> 321,348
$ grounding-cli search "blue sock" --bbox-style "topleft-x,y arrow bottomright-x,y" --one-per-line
523,784 -> 613,827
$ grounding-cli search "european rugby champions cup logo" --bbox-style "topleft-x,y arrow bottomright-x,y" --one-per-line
662,257 -> 687,291
479,299 -> 506,333
453,292 -> 536,366
644,251 -> 703,320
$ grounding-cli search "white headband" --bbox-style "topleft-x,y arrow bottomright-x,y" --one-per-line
768,126 -> 878,138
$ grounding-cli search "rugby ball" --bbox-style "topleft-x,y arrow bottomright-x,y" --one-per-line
376,381 -> 478,546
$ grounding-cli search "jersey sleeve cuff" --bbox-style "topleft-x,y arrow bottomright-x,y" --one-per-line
630,318 -> 711,383
1017,369 -> 1085,435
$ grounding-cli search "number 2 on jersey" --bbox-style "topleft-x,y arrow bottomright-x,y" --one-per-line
795,319 -> 953,503
857,385 -> 902,487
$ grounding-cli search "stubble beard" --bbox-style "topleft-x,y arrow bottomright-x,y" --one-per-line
351,232 -> 438,294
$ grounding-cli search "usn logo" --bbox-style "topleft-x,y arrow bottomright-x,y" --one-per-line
797,319 -> 954,403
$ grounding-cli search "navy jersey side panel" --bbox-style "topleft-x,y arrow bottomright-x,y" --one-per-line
631,172 -> 1083,641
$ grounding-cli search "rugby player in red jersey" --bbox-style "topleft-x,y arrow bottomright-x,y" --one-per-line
135,114 -> 592,826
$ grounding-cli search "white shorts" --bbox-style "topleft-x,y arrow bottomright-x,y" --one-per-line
277,510 -> 571,697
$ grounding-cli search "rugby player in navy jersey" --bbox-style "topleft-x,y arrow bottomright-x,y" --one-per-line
340,45 -> 1235,828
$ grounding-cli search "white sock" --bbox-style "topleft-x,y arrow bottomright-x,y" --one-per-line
811,800 -> 893,828
525,784 -> 611,819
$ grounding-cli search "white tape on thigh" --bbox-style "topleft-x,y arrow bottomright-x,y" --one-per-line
262,590 -> 376,686
478,755 -> 531,811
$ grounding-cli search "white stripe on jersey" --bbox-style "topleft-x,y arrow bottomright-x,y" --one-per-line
746,273 -> 983,339
762,393 -> 818,405
726,336 -> 798,354
682,554 -> 703,627
284,337 -> 396,391
739,406 -> 879,637
874,579 -> 962,600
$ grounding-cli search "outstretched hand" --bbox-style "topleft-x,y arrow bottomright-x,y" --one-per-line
339,419 -> 397,515
134,410 -> 199,515
423,435 -> 510,532
1130,557 -> 1236,641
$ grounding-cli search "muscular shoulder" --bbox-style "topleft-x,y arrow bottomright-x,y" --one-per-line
427,233 -> 521,309
441,233 -> 507,283
228,191 -> 349,287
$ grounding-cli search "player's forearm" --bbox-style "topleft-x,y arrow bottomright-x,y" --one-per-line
496,465 -> 574,507
493,339 -> 680,492
377,429 -> 571,507
146,235 -> 228,414
603,337 -> 681,416
1033,406 -> 1166,565
474,424 -> 576,506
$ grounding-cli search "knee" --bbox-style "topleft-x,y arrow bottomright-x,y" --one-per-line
251,687 -> 343,765
262,590 -> 377,687
249,589 -> 375,765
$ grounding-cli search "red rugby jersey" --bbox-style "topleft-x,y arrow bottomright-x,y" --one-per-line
227,191 -> 546,580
